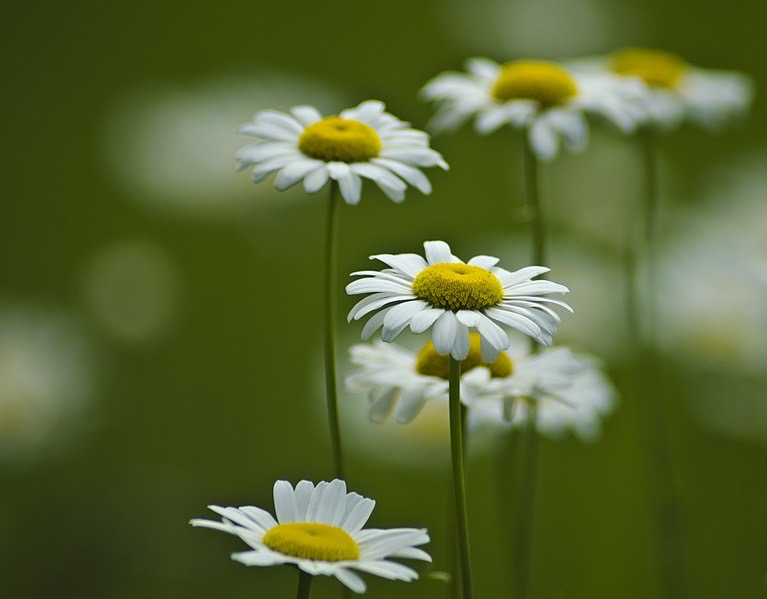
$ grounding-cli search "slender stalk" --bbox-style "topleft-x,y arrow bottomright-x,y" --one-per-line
449,357 -> 472,599
510,401 -> 539,599
323,181 -> 344,480
295,569 -> 313,599
627,130 -> 687,599
523,135 -> 545,267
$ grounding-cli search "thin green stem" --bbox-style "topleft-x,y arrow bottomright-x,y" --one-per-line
296,569 -> 313,599
449,357 -> 472,599
627,130 -> 687,599
324,181 -> 344,480
510,401 -> 539,599
523,135 -> 545,267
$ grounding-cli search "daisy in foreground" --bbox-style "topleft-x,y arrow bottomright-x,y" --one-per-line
236,100 -> 448,204
346,240 -> 572,361
574,47 -> 753,131
420,57 -> 646,160
191,479 -> 430,595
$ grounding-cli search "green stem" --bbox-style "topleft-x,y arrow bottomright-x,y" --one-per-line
296,569 -> 313,599
523,135 -> 545,267
510,401 -> 539,599
628,130 -> 687,599
324,181 -> 344,480
449,357 -> 472,599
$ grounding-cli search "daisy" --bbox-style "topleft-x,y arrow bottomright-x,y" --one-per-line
346,240 -> 572,361
420,57 -> 646,160
236,100 -> 448,204
345,335 -> 514,424
191,478 -> 430,594
575,47 -> 753,131
466,335 -> 617,441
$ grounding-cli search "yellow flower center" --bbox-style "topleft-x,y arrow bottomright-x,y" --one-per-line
298,116 -> 382,163
415,333 -> 513,379
491,60 -> 578,107
610,47 -> 687,89
412,263 -> 504,311
262,522 -> 360,562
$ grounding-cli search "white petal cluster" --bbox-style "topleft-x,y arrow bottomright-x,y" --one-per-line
421,58 -> 646,160
347,241 -> 571,361
570,57 -> 753,131
191,479 -> 430,593
236,100 -> 448,204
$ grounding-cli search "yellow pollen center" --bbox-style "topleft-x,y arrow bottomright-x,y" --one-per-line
416,333 -> 513,379
492,60 -> 578,107
610,48 -> 687,89
262,522 -> 360,562
298,116 -> 382,162
412,263 -> 504,311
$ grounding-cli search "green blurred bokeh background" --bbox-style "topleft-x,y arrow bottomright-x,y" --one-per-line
2,0 -> 766,597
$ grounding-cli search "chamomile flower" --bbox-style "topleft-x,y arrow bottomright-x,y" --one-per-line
346,334 -> 514,424
191,479 -> 430,594
576,47 -> 753,130
236,100 -> 448,205
346,240 -> 571,361
467,335 -> 617,441
420,57 -> 645,160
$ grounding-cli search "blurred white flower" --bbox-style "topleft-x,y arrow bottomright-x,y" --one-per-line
104,70 -> 347,220
441,0 -> 643,59
421,58 -> 646,160
469,335 -> 617,441
80,240 -> 182,343
657,152 -> 767,373
573,48 -> 753,130
237,100 -> 447,205
0,305 -> 96,459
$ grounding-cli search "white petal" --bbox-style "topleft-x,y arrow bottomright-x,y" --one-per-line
253,110 -> 304,134
238,506 -> 278,530
290,105 -> 323,126
452,323 -> 470,360
360,307 -> 392,340
342,498 -> 376,535
432,311 -> 458,354
529,116 -> 559,161
274,159 -> 324,191
409,307 -> 444,333
353,560 -> 418,581
372,158 -> 433,194
273,480 -> 298,523
316,479 -> 347,525
294,481 -> 315,520
304,481 -> 328,521
476,313 -> 509,350
370,253 -> 428,278
455,310 -> 481,327
347,292 -> 414,322
394,389 -> 428,423
382,300 -> 429,341
239,121 -> 297,142
334,568 -> 367,594
231,550 -> 285,566
338,171 -> 362,205
424,240 -> 453,264
467,255 -> 500,269
303,165 -> 329,193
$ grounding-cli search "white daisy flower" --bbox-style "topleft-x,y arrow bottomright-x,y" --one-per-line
575,47 -> 753,131
468,335 -> 617,441
346,240 -> 572,361
236,100 -> 448,205
420,57 -> 646,160
346,334 -> 514,424
191,478 -> 430,594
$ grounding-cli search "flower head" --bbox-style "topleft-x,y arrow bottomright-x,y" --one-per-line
346,334 -> 616,440
420,58 -> 646,160
346,240 -> 571,361
575,48 -> 753,131
236,100 -> 448,205
191,479 -> 430,593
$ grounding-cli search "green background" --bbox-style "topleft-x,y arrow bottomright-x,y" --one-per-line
2,0 -> 766,597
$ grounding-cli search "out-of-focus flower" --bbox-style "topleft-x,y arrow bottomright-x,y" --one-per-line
104,71 -> 347,220
345,335 -> 514,424
573,48 -> 753,130
0,305 -> 96,459
657,152 -> 767,373
421,58 -> 645,160
346,333 -> 616,441
80,240 -> 182,344
469,335 -> 617,441
347,240 -> 571,360
237,100 -> 447,205
191,479 -> 430,593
